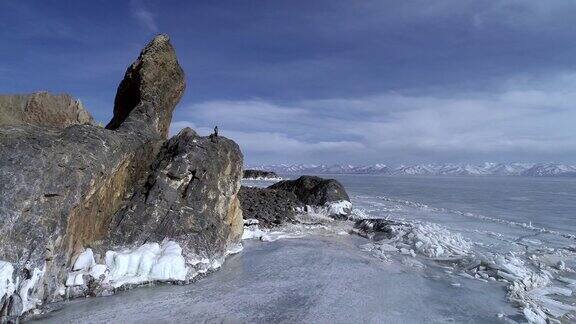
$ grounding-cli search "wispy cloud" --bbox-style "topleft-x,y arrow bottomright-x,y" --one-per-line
130,0 -> 158,33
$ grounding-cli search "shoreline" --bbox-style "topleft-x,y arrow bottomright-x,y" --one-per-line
31,235 -> 516,323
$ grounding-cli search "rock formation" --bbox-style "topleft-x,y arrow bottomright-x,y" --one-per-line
105,34 -> 184,139
242,169 -> 280,180
269,176 -> 350,205
0,34 -> 243,319
269,176 -> 352,219
0,92 -> 94,128
239,175 -> 352,230
238,186 -> 301,227
107,127 -> 244,258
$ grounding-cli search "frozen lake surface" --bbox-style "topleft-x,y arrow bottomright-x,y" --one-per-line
34,176 -> 576,323
34,237 -> 515,323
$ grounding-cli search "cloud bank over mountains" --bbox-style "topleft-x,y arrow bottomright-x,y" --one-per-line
171,71 -> 576,164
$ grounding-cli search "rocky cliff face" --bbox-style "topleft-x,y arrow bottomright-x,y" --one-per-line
0,34 -> 243,320
0,92 -> 94,128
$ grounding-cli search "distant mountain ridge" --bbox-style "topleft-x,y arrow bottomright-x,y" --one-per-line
248,163 -> 576,177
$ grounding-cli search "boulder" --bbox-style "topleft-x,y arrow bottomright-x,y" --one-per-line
242,169 -> 280,179
238,186 -> 302,227
268,176 -> 352,218
0,92 -> 94,128
0,34 -> 243,317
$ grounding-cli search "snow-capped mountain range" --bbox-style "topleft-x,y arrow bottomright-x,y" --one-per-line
247,163 -> 576,177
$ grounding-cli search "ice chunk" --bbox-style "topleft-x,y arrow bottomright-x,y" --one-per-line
226,243 -> 244,255
363,221 -> 471,259
89,264 -> 108,279
105,241 -> 188,288
20,266 -> 44,313
242,223 -> 269,240
0,261 -> 15,302
327,200 -> 352,216
73,248 -> 96,271
244,218 -> 259,226
150,242 -> 187,281
523,307 -> 546,324
66,271 -> 85,286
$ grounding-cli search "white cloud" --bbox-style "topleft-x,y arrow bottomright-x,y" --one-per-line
130,0 -> 158,33
171,72 -> 576,164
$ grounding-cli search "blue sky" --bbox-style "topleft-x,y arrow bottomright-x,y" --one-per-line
1,1 -> 576,164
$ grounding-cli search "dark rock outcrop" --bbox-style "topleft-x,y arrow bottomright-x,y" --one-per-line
0,34 -> 243,318
238,176 -> 351,226
269,176 -> 351,218
269,176 -> 350,205
0,92 -> 94,128
238,186 -> 302,227
243,169 -> 280,179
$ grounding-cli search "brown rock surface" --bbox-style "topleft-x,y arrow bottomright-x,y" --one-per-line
0,92 -> 94,128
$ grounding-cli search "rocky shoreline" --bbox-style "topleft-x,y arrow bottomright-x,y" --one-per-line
0,35 -> 354,322
0,34 -> 244,321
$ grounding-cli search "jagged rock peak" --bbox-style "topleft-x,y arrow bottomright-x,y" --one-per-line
106,33 -> 185,139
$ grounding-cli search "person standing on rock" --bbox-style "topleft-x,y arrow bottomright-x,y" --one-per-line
211,126 -> 219,142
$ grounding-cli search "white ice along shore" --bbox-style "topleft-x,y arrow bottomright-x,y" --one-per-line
0,261 -> 15,307
0,239 -> 244,316
297,200 -> 353,222
357,217 -> 576,323
66,240 -> 243,290
0,260 -> 45,315
241,204 -> 358,242
241,219 -> 307,242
